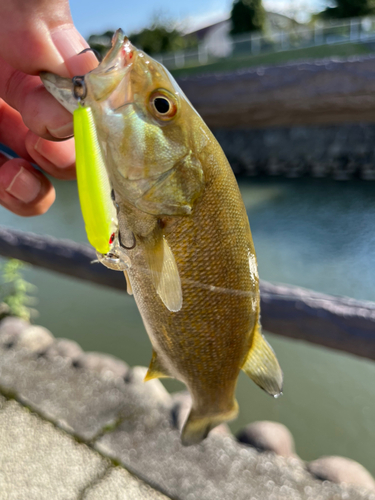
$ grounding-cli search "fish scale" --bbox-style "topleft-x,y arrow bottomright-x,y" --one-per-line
127,139 -> 257,415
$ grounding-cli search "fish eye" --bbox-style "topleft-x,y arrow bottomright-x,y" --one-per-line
149,90 -> 178,121
154,97 -> 170,114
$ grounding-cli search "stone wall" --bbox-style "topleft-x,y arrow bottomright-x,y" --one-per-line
214,124 -> 375,180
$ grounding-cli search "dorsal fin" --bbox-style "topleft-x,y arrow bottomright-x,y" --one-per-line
242,323 -> 283,397
144,350 -> 172,381
144,231 -> 182,312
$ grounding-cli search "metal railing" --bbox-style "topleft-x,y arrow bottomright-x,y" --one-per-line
155,16 -> 375,70
0,226 -> 374,362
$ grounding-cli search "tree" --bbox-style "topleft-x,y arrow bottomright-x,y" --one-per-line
230,0 -> 265,36
319,0 -> 375,19
88,17 -> 197,58
129,26 -> 187,55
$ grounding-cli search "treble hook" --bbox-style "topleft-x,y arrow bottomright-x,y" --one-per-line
78,47 -> 103,63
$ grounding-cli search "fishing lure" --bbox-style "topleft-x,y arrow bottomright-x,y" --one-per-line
73,102 -> 117,255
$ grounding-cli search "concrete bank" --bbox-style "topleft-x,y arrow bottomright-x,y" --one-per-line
0,317 -> 374,500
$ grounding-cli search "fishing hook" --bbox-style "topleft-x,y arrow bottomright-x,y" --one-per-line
119,230 -> 136,250
78,47 -> 103,63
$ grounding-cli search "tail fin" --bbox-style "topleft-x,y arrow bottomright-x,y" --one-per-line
181,401 -> 238,446
242,322 -> 283,397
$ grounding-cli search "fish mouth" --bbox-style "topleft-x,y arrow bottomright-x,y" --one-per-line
98,28 -> 135,73
85,28 -> 136,102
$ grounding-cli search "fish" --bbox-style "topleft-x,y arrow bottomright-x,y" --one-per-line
41,29 -> 283,446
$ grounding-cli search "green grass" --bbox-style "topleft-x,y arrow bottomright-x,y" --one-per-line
171,42 -> 373,78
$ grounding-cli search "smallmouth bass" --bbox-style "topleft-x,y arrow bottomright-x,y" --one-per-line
41,29 -> 283,446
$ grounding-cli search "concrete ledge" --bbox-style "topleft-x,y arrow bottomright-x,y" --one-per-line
0,399 -> 110,500
178,55 -> 375,129
0,317 -> 374,500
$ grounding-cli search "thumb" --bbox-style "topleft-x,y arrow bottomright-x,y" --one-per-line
0,0 -> 97,77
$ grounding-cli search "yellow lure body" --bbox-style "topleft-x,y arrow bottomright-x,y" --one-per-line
73,104 -> 116,255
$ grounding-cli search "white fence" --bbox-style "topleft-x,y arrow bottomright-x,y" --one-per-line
155,16 -> 375,70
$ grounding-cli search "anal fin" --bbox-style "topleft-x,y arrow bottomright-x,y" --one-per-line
144,350 -> 172,381
242,323 -> 283,397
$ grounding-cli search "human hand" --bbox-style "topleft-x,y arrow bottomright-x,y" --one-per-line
0,0 -> 98,216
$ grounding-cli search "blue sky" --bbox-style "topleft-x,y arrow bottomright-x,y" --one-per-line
70,0 -> 327,39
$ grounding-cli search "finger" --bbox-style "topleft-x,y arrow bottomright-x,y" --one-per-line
25,131 -> 76,180
0,156 -> 55,216
0,59 -> 74,139
0,99 -> 76,180
0,2 -> 97,77
0,99 -> 32,160
51,27 -> 99,77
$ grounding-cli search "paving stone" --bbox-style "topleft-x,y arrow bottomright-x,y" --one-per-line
0,400 -> 109,500
95,403 -> 373,500
237,421 -> 296,458
0,344 -> 168,441
82,466 -> 171,500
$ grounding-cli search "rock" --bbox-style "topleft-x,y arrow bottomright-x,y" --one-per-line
236,421 -> 296,458
18,325 -> 54,353
171,391 -> 232,438
79,352 -> 129,380
125,366 -> 171,406
0,317 -> 29,348
46,338 -> 83,362
307,456 -> 375,491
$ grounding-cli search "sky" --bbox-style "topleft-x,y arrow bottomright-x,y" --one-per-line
70,0 -> 328,39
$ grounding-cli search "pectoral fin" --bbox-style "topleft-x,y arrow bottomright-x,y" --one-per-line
136,152 -> 204,216
144,233 -> 182,312
123,270 -> 133,295
242,323 -> 283,397
144,350 -> 172,381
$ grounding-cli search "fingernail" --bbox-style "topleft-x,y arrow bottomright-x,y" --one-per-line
34,137 -> 75,169
48,122 -> 74,139
51,27 -> 98,76
6,166 -> 41,203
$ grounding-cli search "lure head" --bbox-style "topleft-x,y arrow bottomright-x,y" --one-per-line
42,29 -> 206,217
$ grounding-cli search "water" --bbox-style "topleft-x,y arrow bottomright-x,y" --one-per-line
0,177 -> 374,474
